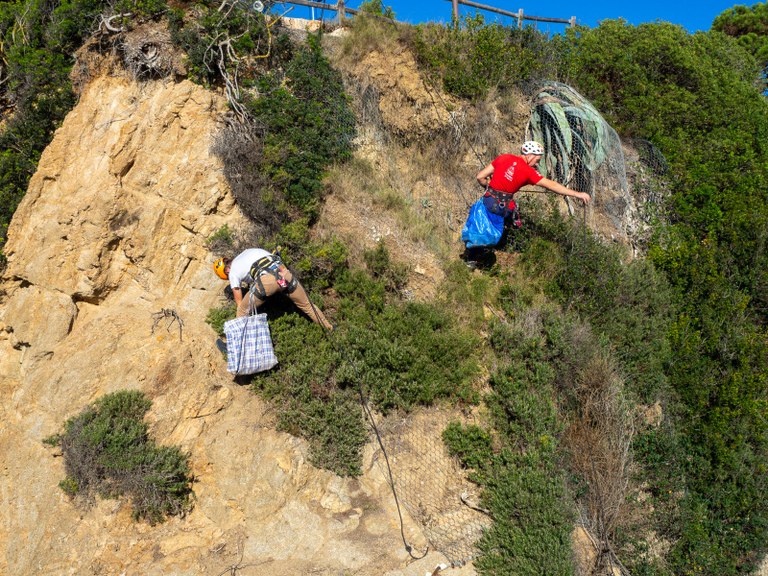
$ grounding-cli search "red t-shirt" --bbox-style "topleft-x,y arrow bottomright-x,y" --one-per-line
487,154 -> 543,195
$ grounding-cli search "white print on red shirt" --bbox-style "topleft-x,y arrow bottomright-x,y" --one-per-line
503,162 -> 518,182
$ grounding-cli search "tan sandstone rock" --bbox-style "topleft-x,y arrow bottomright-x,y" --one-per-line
0,67 -> 466,576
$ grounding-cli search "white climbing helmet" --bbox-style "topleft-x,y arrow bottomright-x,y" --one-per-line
521,140 -> 544,155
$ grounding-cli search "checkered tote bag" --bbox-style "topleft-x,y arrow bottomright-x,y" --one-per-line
223,313 -> 278,375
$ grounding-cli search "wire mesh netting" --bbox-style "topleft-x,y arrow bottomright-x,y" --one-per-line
527,81 -> 628,200
525,81 -> 671,252
378,407 -> 491,567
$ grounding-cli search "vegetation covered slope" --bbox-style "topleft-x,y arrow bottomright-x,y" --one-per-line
409,15 -> 768,574
554,21 -> 768,574
713,1 -> 768,78
2,1 -> 767,575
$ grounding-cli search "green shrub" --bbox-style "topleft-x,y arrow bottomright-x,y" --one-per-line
205,303 -> 237,337
249,313 -> 364,476
242,33 -> 356,215
273,219 -> 349,291
443,422 -> 494,482
626,425 -> 686,574
438,260 -> 495,326
556,21 -> 768,574
479,284 -> 645,575
249,250 -> 480,476
363,240 -> 409,293
46,390 -> 193,523
113,0 -> 167,17
358,0 -> 395,19
476,451 -> 575,576
169,0 -> 279,88
342,4 -> 401,60
557,21 -> 768,306
253,315 -> 366,476
205,224 -> 234,254
210,33 -> 356,227
449,357 -> 574,575
411,15 -> 553,100
341,301 -> 480,412
518,207 -> 675,401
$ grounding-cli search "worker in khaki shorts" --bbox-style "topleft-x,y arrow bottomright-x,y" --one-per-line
213,248 -> 333,330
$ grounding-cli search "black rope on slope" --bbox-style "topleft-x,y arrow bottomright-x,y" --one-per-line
302,283 -> 429,562
420,76 -> 487,212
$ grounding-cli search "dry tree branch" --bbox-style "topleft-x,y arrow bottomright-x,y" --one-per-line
214,537 -> 272,576
201,6 -> 279,123
151,308 -> 184,341
12,4 -> 32,46
564,352 -> 636,575
99,12 -> 134,34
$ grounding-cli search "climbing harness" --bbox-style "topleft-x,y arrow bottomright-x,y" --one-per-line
484,186 -> 522,228
484,186 -> 515,213
248,254 -> 299,300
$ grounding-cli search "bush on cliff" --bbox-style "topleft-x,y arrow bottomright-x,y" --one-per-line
0,0 -> 170,264
45,390 -> 193,524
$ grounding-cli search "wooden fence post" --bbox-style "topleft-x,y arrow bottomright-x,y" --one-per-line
452,0 -> 459,22
337,0 -> 345,24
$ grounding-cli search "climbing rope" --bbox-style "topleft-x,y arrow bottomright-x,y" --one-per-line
302,276 -> 430,561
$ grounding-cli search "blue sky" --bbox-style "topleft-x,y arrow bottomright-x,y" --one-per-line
276,0 -> 743,34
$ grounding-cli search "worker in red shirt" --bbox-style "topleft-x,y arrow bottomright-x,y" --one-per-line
463,140 -> 591,267
477,140 -> 591,216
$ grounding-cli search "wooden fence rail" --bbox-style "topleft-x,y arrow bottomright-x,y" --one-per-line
448,0 -> 575,28
276,0 -> 575,28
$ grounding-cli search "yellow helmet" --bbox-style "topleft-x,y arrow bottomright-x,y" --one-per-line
213,258 -> 229,280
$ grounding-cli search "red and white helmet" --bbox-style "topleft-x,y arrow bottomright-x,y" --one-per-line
521,140 -> 544,155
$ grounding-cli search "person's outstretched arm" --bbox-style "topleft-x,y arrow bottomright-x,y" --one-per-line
232,287 -> 243,307
537,177 -> 591,204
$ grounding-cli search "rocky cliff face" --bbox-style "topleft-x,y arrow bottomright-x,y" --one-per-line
0,25 -> 673,574
0,66 -> 472,576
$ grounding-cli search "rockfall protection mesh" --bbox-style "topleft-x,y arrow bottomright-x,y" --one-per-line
527,81 -> 628,201
525,81 -> 671,252
380,408 -> 491,567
